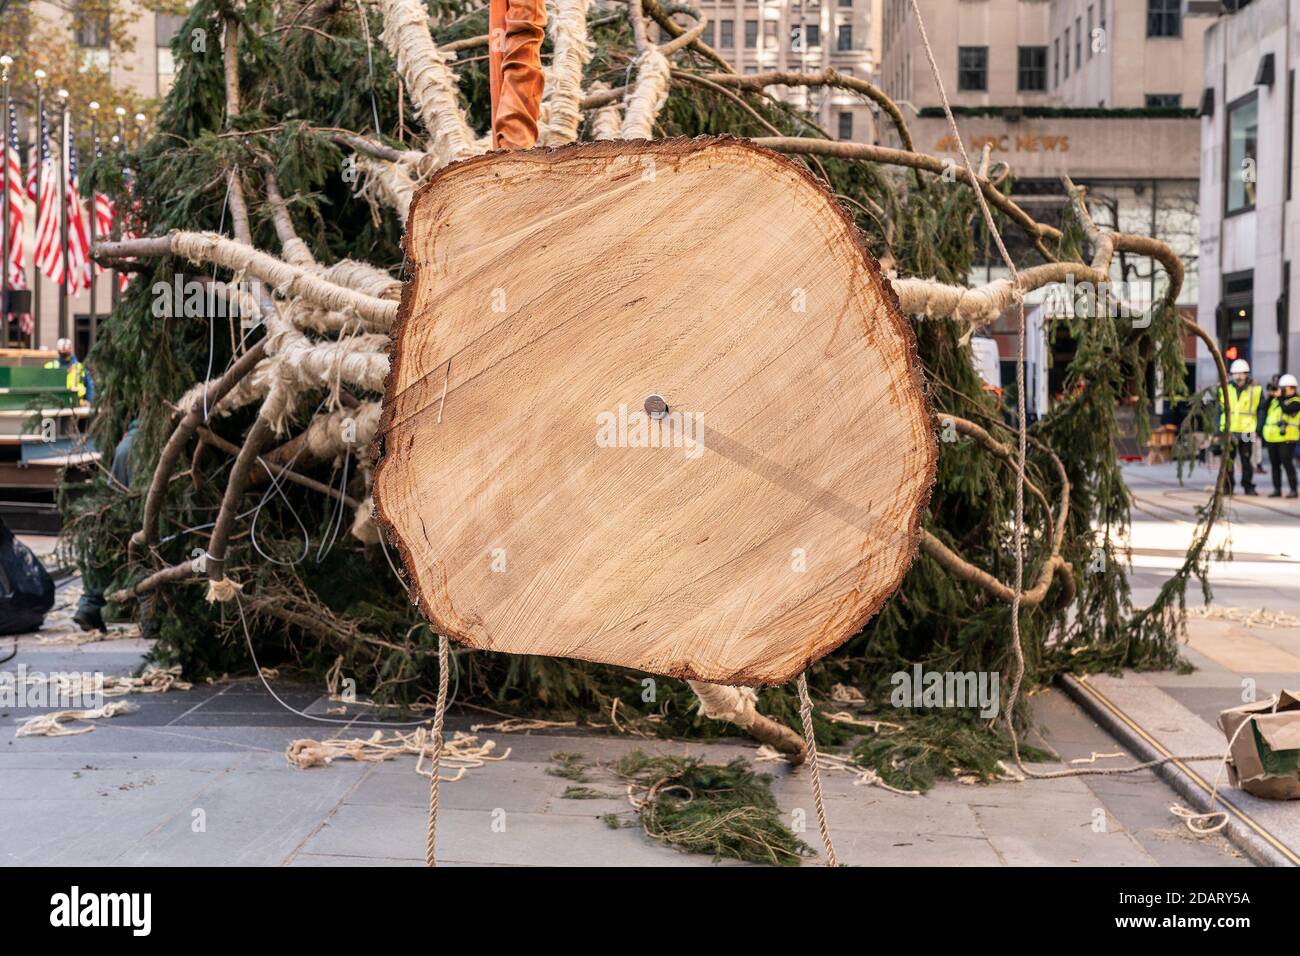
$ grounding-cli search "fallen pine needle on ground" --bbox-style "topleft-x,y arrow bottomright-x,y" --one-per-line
604,750 -> 813,866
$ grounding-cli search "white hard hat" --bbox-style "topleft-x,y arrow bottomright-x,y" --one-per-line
55,337 -> 74,352
1280,373 -> 1299,389
1230,359 -> 1250,374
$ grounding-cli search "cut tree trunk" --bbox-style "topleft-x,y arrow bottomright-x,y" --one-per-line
374,137 -> 935,686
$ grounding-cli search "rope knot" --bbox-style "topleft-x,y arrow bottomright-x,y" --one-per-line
205,576 -> 243,603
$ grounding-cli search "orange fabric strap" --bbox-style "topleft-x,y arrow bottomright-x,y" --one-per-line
488,0 -> 546,150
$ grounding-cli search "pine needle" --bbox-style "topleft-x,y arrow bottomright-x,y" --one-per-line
611,751 -> 812,866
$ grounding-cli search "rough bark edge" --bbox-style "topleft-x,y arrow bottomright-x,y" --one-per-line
372,135 -> 938,687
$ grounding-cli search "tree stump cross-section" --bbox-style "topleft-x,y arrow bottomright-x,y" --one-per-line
374,136 -> 936,685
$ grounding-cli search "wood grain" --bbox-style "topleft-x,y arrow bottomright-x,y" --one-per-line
374,137 -> 935,685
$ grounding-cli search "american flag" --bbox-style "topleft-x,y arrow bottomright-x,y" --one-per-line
92,187 -> 113,242
3,100 -> 33,336
33,109 -> 63,285
64,132 -> 92,295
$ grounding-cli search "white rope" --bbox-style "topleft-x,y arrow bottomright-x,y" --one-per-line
426,633 -> 451,867
796,673 -> 838,867
1171,694 -> 1280,835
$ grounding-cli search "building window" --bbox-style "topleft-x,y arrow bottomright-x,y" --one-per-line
1218,270 -> 1254,357
806,23 -> 820,47
838,112 -> 853,140
1053,39 -> 1060,88
1147,0 -> 1181,39
838,0 -> 852,6
1144,93 -> 1181,107
745,19 -> 758,48
703,20 -> 714,46
1018,46 -> 1047,92
1226,93 -> 1258,215
958,46 -> 987,92
1074,17 -> 1082,68
837,24 -> 852,51
763,20 -> 778,48
1063,28 -> 1070,78
720,19 -> 734,48
1087,6 -> 1094,59
156,13 -> 185,47
74,3 -> 110,48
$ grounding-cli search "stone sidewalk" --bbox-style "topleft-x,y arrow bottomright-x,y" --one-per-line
0,626 -> 1246,867
3,464 -> 1288,867
1092,461 -> 1300,865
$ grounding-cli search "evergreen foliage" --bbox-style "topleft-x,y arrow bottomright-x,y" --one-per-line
67,0 -> 1213,786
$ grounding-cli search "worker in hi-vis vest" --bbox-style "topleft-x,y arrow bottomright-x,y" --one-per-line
1260,373 -> 1300,498
44,337 -> 91,404
1218,358 -> 1262,496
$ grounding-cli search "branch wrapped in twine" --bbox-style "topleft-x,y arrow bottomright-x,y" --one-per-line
538,0 -> 594,145
688,679 -> 807,763
378,0 -> 482,164
586,81 -> 623,140
95,232 -> 398,327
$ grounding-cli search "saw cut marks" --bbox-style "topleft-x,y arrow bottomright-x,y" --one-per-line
374,137 -> 935,685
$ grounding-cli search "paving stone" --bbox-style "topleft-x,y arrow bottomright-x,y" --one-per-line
302,803 -> 709,866
1,800 -> 162,865
287,852 -> 424,867
1077,786 -> 1248,867
769,785 -> 987,839
971,803 -> 1157,866
348,760 -> 560,813
832,829 -> 1002,866
112,763 -> 369,866
5,723 -> 291,754
0,751 -> 246,771
0,766 -> 223,804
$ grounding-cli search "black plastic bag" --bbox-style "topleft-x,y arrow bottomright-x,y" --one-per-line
0,518 -> 55,635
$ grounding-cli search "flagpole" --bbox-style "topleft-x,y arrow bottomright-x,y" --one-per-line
31,70 -> 42,351
111,105 -> 124,312
1,55 -> 11,350
57,88 -> 68,344
88,101 -> 98,348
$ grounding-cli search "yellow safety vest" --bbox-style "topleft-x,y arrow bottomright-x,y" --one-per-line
1218,383 -> 1261,434
45,359 -> 87,402
1262,398 -> 1300,443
